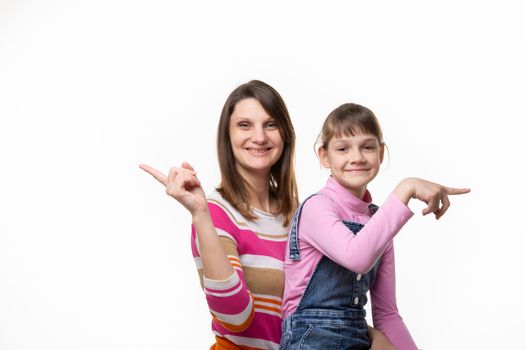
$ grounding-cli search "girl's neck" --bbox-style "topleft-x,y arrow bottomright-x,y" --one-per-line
331,176 -> 367,200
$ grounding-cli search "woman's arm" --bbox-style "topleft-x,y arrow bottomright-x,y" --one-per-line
192,202 -> 256,332
140,162 -> 233,280
140,162 -> 256,331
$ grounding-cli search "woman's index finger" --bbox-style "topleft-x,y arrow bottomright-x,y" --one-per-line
139,164 -> 168,186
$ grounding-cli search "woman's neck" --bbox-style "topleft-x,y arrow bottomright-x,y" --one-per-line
241,170 -> 275,213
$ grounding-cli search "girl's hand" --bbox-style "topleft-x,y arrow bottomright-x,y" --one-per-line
368,326 -> 398,350
394,177 -> 470,219
139,162 -> 208,216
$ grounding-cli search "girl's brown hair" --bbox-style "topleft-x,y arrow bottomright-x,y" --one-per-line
317,103 -> 384,150
216,80 -> 298,227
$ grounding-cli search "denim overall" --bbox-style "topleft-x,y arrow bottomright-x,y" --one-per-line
280,194 -> 380,350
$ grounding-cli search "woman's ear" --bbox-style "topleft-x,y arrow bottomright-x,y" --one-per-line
318,146 -> 331,169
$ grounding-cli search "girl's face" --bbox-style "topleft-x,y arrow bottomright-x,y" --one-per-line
229,98 -> 284,180
319,132 -> 384,199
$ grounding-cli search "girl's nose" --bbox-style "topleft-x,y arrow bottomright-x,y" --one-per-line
350,149 -> 365,163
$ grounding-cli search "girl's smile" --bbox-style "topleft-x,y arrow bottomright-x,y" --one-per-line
319,132 -> 384,199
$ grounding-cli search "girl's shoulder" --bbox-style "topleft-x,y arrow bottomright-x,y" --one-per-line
298,191 -> 340,221
301,190 -> 337,209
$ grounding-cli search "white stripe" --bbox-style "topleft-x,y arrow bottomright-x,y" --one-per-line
203,271 -> 239,290
254,300 -> 281,309
216,228 -> 237,242
193,257 -> 203,269
252,233 -> 288,242
240,254 -> 283,270
254,306 -> 282,318
210,297 -> 253,326
205,280 -> 243,297
194,228 -> 237,255
224,334 -> 279,350
252,293 -> 282,303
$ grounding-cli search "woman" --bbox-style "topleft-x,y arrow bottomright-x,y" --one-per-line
140,80 -> 397,350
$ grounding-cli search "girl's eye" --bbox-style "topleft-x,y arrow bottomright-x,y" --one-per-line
336,147 -> 348,152
363,145 -> 377,151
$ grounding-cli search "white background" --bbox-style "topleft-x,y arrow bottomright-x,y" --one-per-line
1,1 -> 524,349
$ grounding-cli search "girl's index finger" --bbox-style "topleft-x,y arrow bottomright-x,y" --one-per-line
445,187 -> 471,195
139,164 -> 168,186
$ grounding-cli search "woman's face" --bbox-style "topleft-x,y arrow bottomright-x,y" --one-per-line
229,98 -> 284,180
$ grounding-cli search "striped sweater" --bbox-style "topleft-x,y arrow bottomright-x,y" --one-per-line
191,190 -> 287,350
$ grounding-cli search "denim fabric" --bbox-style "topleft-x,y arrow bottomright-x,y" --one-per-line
281,194 -> 380,350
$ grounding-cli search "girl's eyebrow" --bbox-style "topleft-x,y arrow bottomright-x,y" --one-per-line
332,136 -> 377,143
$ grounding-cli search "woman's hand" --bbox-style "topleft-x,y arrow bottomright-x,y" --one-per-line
368,326 -> 398,350
393,177 -> 470,219
139,162 -> 208,216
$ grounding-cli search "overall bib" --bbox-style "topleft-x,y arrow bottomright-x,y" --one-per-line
280,194 -> 380,350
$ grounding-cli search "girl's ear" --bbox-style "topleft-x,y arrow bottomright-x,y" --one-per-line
379,143 -> 385,164
318,146 -> 331,168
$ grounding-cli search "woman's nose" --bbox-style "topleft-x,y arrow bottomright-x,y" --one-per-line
251,125 -> 268,143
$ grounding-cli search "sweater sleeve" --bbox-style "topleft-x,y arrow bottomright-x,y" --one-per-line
371,241 -> 418,350
299,192 -> 413,274
191,202 -> 254,332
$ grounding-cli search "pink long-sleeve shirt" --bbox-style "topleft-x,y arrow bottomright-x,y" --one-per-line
282,176 -> 418,350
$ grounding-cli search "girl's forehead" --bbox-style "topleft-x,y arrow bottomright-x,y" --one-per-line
330,131 -> 379,142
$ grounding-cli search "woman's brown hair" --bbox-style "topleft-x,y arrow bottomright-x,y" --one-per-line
216,80 -> 298,227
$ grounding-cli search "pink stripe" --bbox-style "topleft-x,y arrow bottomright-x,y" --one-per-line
206,274 -> 250,314
208,203 -> 238,233
236,231 -> 286,259
212,311 -> 282,343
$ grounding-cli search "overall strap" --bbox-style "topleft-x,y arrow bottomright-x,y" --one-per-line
288,193 -> 334,260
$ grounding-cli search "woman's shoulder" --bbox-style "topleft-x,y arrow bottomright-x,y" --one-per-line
206,189 -> 251,229
207,190 -> 287,237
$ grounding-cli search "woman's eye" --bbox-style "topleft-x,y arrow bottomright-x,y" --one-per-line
238,122 -> 250,128
265,121 -> 278,129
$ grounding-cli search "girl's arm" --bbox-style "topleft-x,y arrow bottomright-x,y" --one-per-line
371,241 -> 418,350
299,192 -> 412,273
299,178 -> 469,273
368,325 -> 399,350
393,177 -> 470,220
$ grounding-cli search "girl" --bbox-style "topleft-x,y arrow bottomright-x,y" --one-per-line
141,82 -> 397,350
280,103 -> 469,350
